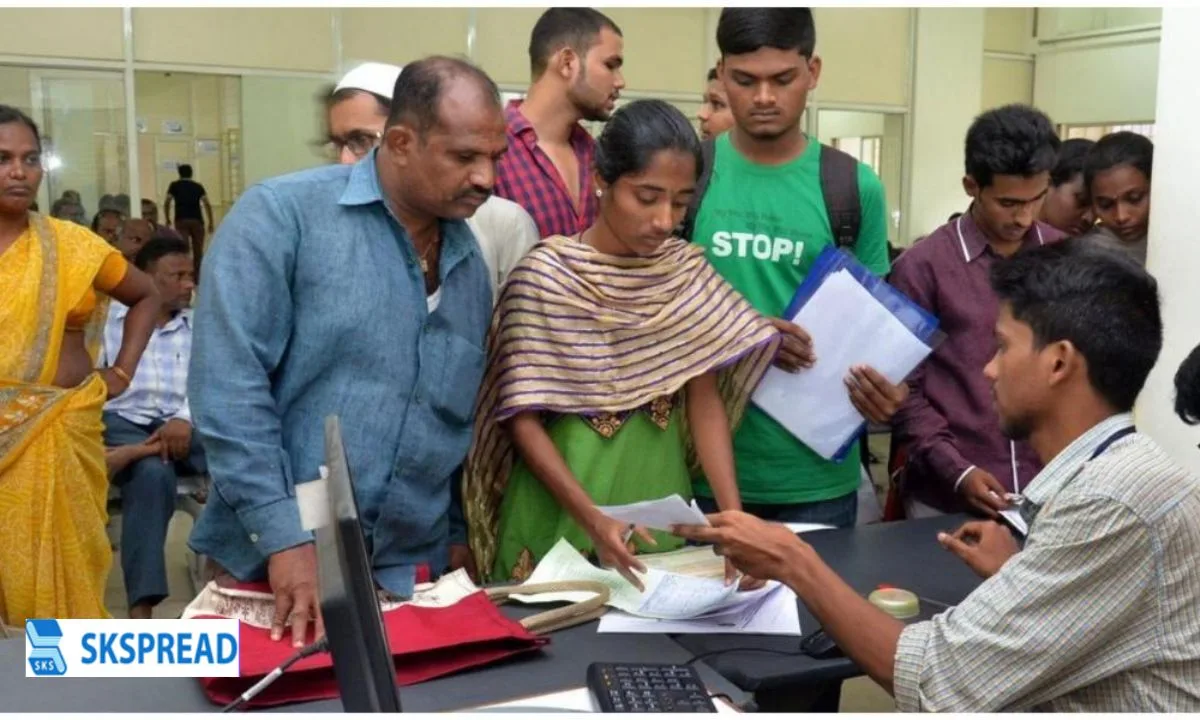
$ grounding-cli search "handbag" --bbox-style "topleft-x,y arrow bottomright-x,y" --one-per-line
192,570 -> 610,708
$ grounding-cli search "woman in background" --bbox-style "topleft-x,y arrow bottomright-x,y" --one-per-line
1040,138 -> 1095,236
0,105 -> 159,624
464,100 -> 780,587
1083,131 -> 1153,265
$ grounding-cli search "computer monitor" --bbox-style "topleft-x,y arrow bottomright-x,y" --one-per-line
316,415 -> 402,712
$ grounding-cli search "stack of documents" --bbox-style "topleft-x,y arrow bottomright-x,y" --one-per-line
598,582 -> 800,636
505,498 -> 837,635
510,539 -> 802,636
751,247 -> 942,461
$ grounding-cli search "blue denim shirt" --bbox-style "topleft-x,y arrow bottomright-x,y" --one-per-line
187,152 -> 491,597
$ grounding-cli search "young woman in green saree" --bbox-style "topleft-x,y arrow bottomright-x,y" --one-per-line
463,100 -> 780,587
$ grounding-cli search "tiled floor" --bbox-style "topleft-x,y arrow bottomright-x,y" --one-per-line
102,432 -> 898,712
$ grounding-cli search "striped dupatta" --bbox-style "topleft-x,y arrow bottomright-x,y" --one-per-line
463,234 -> 781,578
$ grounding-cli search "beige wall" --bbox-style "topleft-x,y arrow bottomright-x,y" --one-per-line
475,7 -> 709,94
240,76 -> 327,189
813,8 -> 912,107
0,8 -> 124,61
475,8 -> 544,87
984,8 -> 1035,53
605,8 -> 708,94
0,66 -> 33,115
341,9 -> 469,69
982,58 -> 1034,110
1034,39 -> 1160,124
1039,7 -> 1162,38
133,8 -> 335,72
982,9 -> 1034,112
907,8 -> 985,242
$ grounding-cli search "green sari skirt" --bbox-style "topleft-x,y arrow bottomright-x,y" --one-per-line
492,406 -> 690,582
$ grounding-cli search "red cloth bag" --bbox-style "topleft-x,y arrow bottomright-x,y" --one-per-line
192,570 -> 548,709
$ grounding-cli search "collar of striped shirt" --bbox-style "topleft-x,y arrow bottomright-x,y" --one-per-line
1023,412 -> 1136,509
504,99 -> 592,146
108,301 -> 192,333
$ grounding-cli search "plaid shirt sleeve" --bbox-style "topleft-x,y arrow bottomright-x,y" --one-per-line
893,491 -> 1156,712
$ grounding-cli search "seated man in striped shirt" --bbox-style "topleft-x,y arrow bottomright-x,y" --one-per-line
100,236 -> 202,620
678,238 -> 1200,711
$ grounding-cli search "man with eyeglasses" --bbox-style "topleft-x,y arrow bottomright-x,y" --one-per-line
325,62 -> 539,305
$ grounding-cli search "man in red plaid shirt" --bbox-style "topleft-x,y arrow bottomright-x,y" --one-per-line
494,8 -> 625,239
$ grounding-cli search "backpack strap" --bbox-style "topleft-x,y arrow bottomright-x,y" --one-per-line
679,137 -> 717,242
819,143 -> 862,250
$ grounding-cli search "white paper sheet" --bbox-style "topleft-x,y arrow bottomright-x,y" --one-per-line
633,573 -> 781,621
752,269 -> 933,459
596,494 -> 710,532
598,584 -> 802,636
509,539 -> 783,621
508,538 -> 646,612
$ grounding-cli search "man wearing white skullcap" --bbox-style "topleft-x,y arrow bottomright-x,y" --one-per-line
326,61 -> 539,306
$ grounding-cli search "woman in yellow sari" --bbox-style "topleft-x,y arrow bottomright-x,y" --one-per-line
0,105 -> 160,624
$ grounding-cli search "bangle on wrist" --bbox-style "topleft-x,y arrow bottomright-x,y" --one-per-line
111,366 -> 132,385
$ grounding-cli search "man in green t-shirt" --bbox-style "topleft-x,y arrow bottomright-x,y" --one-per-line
690,8 -> 908,527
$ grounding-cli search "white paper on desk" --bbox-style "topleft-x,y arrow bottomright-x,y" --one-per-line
508,538 -> 645,612
596,494 -> 709,532
635,571 -> 742,620
509,538 -> 780,621
599,584 -> 801,636
752,269 -> 933,460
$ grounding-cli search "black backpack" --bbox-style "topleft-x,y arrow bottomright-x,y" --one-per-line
680,137 -> 861,249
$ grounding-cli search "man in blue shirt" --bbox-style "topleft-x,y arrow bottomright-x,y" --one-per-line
188,56 -> 506,646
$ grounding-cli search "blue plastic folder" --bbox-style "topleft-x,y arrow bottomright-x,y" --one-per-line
773,246 -> 945,463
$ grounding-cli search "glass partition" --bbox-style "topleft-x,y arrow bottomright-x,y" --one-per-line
0,65 -> 128,223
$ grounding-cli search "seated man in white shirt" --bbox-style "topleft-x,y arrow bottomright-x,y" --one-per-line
676,238 -> 1200,711
100,236 -> 202,620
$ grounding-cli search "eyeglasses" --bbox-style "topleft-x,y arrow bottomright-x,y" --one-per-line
321,131 -> 382,160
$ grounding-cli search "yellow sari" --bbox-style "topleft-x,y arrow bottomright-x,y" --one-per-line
0,213 -> 119,624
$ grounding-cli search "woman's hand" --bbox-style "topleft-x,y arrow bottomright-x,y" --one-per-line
99,367 -> 130,399
586,513 -> 655,591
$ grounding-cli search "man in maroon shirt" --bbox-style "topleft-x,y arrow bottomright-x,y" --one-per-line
494,7 -> 624,238
890,104 -> 1065,518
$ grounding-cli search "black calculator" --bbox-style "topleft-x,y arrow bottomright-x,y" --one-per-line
587,662 -> 718,713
